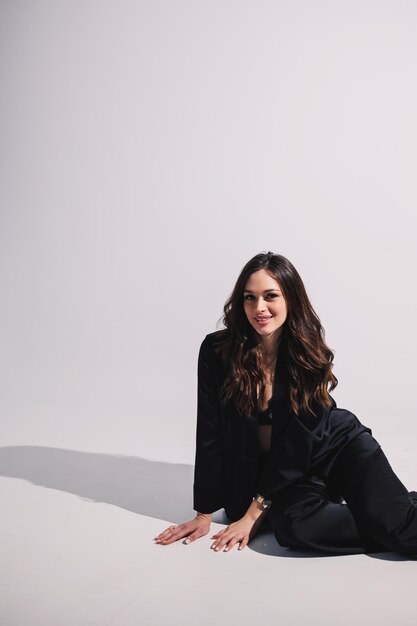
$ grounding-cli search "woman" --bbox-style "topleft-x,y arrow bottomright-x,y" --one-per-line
154,252 -> 417,555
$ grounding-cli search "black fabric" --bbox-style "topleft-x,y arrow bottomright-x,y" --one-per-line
193,330 -> 379,518
254,397 -> 273,425
192,330 -> 417,556
269,432 -> 417,555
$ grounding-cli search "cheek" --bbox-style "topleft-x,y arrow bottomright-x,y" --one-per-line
276,303 -> 287,319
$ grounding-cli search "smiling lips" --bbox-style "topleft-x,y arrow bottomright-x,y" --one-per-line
255,316 -> 272,324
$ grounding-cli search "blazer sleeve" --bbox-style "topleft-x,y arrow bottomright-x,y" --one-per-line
193,334 -> 225,514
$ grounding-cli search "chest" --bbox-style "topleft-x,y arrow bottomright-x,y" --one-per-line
255,374 -> 275,452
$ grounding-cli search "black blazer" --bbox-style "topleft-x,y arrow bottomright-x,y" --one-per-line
193,330 -> 379,520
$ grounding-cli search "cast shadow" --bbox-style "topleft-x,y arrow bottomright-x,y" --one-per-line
0,445 -> 196,524
0,446 -> 407,560
248,527 -> 410,560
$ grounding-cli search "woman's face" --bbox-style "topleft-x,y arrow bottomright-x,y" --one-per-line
243,269 -> 288,338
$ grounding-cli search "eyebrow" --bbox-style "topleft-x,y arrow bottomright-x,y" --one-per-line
243,289 -> 281,294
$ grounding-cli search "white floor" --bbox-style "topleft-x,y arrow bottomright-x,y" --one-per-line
1,443 -> 417,626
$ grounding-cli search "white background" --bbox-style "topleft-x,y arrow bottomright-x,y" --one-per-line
2,0 -> 417,464
1,2 -> 417,624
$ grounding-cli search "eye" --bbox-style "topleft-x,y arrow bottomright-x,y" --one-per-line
243,293 -> 278,300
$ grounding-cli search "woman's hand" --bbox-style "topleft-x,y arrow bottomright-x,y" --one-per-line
154,513 -> 211,546
210,511 -> 265,552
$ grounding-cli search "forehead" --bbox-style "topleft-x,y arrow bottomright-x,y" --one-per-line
243,269 -> 282,292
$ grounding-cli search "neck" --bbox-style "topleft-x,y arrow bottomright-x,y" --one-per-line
259,328 -> 283,361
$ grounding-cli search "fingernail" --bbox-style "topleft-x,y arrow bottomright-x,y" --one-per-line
184,538 -> 190,544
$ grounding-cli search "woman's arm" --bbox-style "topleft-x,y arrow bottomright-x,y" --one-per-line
210,499 -> 268,551
155,334 -> 224,546
193,334 -> 225,513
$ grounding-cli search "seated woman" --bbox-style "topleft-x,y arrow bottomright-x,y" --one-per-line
155,251 -> 417,555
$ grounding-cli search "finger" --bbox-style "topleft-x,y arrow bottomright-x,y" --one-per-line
223,536 -> 241,552
155,530 -> 176,541
155,530 -> 179,542
211,534 -> 232,551
156,526 -> 189,544
154,527 -> 172,539
154,525 -> 178,540
238,536 -> 249,550
212,524 -> 235,539
159,530 -> 185,545
183,529 -> 205,545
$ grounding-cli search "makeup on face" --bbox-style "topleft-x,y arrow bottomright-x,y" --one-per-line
243,269 -> 288,338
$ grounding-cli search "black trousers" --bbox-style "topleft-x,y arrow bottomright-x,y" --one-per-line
266,433 -> 417,556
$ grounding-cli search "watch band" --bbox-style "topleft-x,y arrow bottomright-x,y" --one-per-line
254,493 -> 271,510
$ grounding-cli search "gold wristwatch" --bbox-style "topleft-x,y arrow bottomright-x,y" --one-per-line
254,494 -> 271,510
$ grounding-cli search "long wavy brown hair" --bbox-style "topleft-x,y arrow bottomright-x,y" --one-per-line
213,251 -> 338,418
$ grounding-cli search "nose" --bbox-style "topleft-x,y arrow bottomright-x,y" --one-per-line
255,298 -> 267,313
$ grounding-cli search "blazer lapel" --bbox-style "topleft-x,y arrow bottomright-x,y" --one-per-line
271,341 -> 291,440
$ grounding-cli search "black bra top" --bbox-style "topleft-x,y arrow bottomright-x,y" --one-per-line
254,396 -> 273,426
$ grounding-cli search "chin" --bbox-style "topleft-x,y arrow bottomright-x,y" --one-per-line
260,324 -> 281,334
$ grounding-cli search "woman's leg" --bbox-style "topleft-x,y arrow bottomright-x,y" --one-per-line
270,433 -> 417,556
270,472 -> 385,554
329,434 -> 417,556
